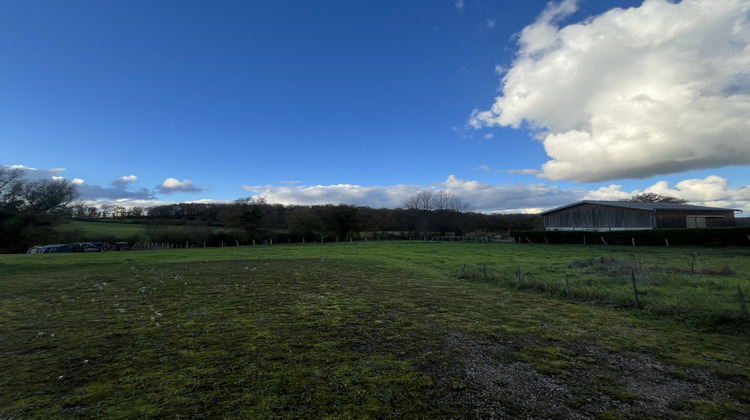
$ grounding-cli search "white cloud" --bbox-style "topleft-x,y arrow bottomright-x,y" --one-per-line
76,180 -> 155,202
583,175 -> 750,210
455,0 -> 465,12
483,133 -> 494,139
507,169 -> 541,175
113,175 -> 138,188
486,19 -> 497,29
470,0 -> 750,182
243,176 -> 584,213
243,183 -> 416,209
156,178 -> 206,194
242,175 -> 750,214
4,164 -> 66,180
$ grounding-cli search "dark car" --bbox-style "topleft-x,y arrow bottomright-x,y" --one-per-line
81,242 -> 105,252
26,245 -> 47,254
50,243 -> 85,253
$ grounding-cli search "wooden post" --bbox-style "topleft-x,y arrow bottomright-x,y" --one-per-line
631,237 -> 636,247
738,286 -> 749,318
252,240 -> 256,247
601,236 -> 608,245
235,240 -> 240,247
631,269 -> 640,309
665,238 -> 670,246
516,266 -> 521,282
564,274 -> 571,298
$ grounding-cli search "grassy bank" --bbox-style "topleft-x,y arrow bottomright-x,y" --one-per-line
1,242 -> 749,418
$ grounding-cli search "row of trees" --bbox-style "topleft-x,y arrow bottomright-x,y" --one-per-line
2,165 -> 695,252
136,192 -> 542,244
1,168 -> 78,252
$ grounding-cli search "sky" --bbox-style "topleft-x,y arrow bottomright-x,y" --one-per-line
2,0 -> 749,214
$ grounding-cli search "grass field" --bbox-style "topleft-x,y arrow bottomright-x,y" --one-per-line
1,242 -> 749,418
59,220 -> 149,242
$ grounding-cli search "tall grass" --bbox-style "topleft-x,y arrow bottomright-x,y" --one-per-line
456,245 -> 749,333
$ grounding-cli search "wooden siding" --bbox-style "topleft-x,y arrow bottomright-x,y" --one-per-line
655,210 -> 736,228
544,203 -> 737,230
544,204 -> 653,230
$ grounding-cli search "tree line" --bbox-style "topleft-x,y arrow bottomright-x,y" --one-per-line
4,166 -> 696,253
1,168 -> 78,252
75,191 -> 542,246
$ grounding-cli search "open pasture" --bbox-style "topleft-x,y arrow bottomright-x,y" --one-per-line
1,242 -> 749,418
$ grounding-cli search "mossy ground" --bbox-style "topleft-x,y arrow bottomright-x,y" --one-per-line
1,242 -> 749,418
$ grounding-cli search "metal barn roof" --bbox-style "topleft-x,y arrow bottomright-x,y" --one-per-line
540,200 -> 741,215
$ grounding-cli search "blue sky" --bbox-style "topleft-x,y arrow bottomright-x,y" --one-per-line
2,0 -> 749,213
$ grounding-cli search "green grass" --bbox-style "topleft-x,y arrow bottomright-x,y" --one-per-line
58,220 -> 148,242
1,242 -> 749,418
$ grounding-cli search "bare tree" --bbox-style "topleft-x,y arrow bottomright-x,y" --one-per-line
402,189 -> 471,238
0,167 -> 24,205
0,169 -> 79,251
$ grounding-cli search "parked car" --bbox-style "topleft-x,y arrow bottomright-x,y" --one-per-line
49,243 -> 84,253
26,245 -> 47,254
80,242 -> 104,252
27,244 -> 64,254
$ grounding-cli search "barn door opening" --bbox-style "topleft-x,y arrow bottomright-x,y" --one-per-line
686,216 -> 706,228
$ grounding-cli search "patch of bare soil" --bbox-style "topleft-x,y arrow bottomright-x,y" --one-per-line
421,332 -> 747,419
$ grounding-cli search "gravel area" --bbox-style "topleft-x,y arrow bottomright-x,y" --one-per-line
421,332 -> 746,419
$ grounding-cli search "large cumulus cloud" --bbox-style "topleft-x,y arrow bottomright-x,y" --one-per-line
470,0 -> 750,182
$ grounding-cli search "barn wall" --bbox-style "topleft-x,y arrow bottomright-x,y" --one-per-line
655,210 -> 736,228
544,204 -> 653,230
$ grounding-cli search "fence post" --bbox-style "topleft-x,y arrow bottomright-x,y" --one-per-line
631,269 -> 640,309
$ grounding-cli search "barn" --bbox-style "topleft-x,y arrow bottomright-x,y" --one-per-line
541,201 -> 740,231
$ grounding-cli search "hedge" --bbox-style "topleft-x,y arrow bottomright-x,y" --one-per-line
510,227 -> 750,247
